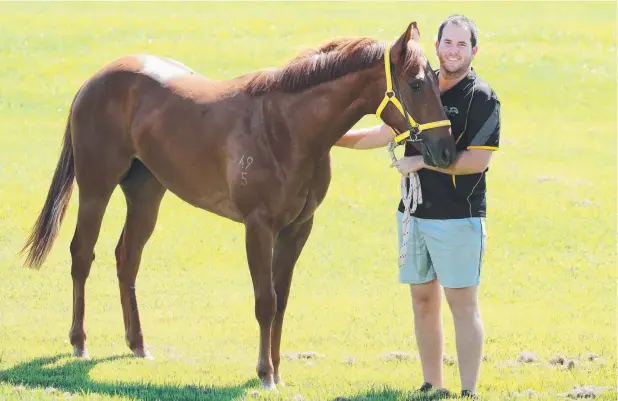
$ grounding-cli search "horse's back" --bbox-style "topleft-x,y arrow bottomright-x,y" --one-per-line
73,54 -> 225,124
70,53 -> 280,223
136,54 -> 201,84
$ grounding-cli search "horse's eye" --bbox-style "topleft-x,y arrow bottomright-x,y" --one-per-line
409,81 -> 422,92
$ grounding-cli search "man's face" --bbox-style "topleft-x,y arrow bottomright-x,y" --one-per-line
436,23 -> 477,77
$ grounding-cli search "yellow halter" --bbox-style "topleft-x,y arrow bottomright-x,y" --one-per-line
375,46 -> 451,144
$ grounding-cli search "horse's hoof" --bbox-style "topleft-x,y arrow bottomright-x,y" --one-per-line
73,346 -> 90,360
132,348 -> 154,360
274,374 -> 285,387
260,378 -> 278,391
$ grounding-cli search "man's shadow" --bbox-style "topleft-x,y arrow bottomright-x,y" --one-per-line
331,388 -> 456,401
0,353 -> 258,401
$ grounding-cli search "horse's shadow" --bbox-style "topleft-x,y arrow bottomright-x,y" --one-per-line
0,353 -> 258,401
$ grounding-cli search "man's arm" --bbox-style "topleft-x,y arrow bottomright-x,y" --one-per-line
426,85 -> 500,175
425,148 -> 493,175
334,124 -> 394,149
392,149 -> 493,176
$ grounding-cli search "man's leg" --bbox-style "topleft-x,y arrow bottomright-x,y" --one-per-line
410,280 -> 444,388
396,212 -> 444,390
444,285 -> 484,394
419,217 -> 486,396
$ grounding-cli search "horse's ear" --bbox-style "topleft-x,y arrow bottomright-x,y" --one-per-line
391,22 -> 419,64
411,21 -> 420,41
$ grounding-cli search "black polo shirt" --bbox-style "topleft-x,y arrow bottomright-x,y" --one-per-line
398,68 -> 501,219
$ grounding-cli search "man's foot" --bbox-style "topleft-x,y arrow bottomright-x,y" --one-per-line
416,382 -> 455,398
461,389 -> 478,399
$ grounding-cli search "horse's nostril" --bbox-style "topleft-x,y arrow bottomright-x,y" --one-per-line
439,146 -> 455,168
442,148 -> 451,162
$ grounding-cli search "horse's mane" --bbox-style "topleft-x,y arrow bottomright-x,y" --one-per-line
243,37 -> 425,95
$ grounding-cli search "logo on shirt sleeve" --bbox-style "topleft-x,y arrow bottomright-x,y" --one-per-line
443,106 -> 459,116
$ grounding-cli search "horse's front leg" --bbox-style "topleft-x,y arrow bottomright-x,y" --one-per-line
271,216 -> 315,386
244,213 -> 277,390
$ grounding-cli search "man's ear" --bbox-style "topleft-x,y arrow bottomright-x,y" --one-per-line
391,22 -> 419,64
472,45 -> 478,56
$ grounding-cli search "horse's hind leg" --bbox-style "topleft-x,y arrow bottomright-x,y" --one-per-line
69,191 -> 115,358
69,149 -> 132,359
115,159 -> 166,358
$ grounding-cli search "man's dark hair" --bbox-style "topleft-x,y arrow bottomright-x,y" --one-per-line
437,14 -> 478,47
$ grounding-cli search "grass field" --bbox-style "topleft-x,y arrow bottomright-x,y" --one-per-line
0,2 -> 616,400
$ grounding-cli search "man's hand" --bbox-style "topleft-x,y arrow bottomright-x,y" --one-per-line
390,156 -> 426,175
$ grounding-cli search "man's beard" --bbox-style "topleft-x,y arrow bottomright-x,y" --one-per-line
438,55 -> 472,80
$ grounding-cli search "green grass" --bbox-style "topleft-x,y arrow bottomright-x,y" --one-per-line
0,2 -> 616,400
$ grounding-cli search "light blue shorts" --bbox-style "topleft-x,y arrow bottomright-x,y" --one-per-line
396,212 -> 486,288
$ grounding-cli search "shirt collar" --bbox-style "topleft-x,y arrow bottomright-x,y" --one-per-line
436,67 -> 476,94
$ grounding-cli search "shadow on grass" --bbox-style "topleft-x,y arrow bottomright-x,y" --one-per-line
0,353 -> 259,401
332,387 -> 458,401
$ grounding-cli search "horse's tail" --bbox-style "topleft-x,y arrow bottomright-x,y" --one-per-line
20,113 -> 75,269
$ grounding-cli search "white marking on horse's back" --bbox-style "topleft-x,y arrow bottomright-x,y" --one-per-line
139,54 -> 196,84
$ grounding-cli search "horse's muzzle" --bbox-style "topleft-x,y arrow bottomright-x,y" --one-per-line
421,138 -> 455,169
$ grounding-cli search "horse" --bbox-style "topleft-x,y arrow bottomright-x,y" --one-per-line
20,22 -> 455,390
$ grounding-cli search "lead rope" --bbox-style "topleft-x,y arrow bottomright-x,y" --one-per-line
388,143 -> 422,268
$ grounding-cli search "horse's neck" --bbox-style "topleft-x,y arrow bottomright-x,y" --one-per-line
285,68 -> 382,155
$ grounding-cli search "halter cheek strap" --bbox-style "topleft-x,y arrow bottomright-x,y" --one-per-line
375,47 -> 451,144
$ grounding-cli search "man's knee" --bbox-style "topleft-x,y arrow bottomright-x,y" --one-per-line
444,286 -> 480,320
451,303 -> 481,323
410,280 -> 441,316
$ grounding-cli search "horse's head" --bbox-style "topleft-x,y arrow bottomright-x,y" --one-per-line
377,22 -> 456,168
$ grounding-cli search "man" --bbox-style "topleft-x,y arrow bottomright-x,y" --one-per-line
335,14 -> 501,399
